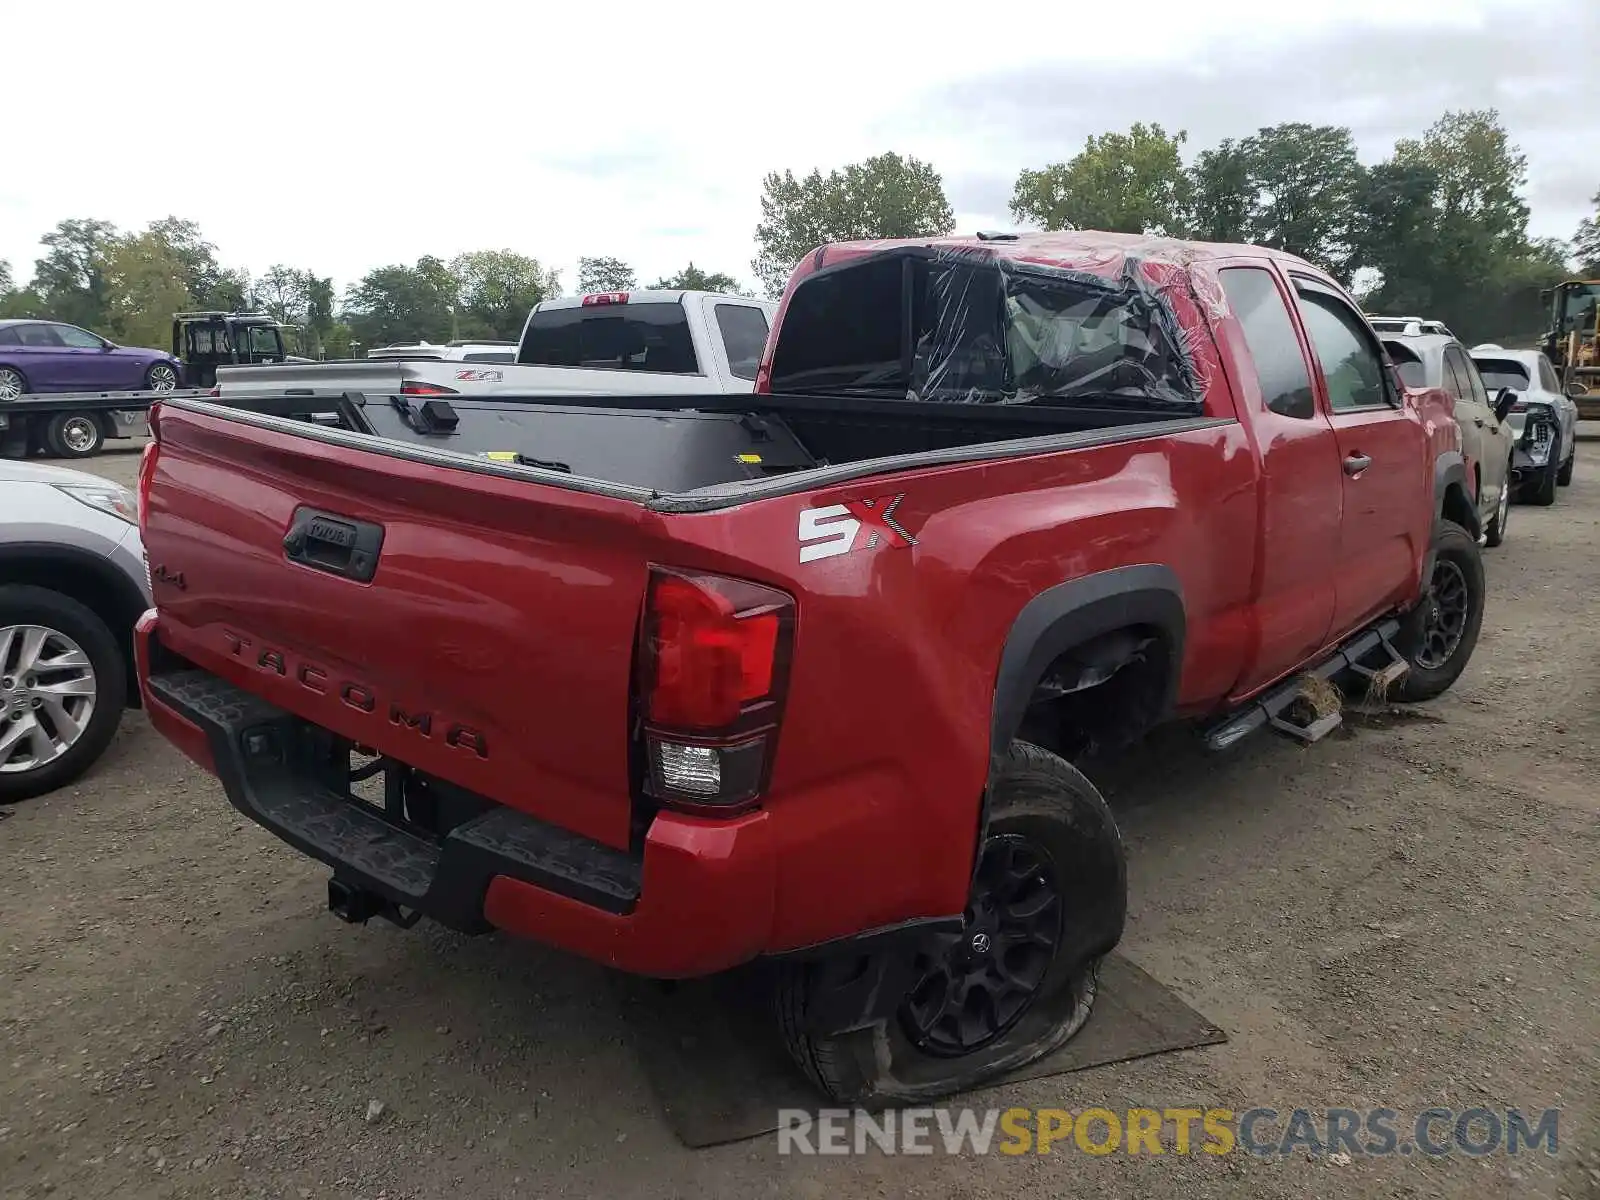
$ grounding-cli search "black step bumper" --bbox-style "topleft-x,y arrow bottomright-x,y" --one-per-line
144,667 -> 643,932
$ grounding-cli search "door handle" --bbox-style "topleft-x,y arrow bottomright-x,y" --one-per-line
1343,453 -> 1372,475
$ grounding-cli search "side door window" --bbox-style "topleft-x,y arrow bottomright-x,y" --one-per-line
1289,279 -> 1389,410
15,324 -> 64,349
1537,355 -> 1561,393
52,324 -> 105,349
1218,267 -> 1316,418
713,304 -> 771,382
1440,350 -> 1472,403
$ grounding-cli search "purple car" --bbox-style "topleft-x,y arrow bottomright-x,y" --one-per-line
0,320 -> 182,402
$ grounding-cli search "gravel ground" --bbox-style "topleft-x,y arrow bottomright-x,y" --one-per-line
3,435 -> 1598,1200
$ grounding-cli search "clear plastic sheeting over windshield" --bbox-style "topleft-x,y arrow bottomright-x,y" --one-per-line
767,244 -> 1199,411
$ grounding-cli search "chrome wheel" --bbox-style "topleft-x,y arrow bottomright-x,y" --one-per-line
59,416 -> 98,454
1495,477 -> 1509,532
0,368 -> 23,402
1413,559 -> 1470,671
0,625 -> 98,774
147,363 -> 178,393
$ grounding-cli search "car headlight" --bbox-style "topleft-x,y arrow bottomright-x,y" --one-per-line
55,483 -> 138,525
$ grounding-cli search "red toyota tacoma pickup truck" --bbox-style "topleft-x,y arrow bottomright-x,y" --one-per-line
134,232 -> 1484,1103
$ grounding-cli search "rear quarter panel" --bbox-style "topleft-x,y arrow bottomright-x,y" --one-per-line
673,419 -> 1258,949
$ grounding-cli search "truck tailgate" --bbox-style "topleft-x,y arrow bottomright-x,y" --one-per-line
142,402 -> 656,851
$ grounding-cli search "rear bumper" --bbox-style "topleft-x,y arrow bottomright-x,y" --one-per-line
135,614 -> 776,977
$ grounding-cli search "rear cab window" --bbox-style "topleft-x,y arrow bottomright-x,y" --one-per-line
519,301 -> 700,374
766,248 -> 1198,411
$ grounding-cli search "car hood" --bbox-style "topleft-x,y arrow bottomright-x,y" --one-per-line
0,458 -> 131,488
108,343 -> 173,359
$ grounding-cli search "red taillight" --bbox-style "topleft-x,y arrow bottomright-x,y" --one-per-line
207,385 -> 220,397
400,381 -> 459,396
639,568 -> 794,812
1510,401 -> 1529,413
582,292 -> 629,307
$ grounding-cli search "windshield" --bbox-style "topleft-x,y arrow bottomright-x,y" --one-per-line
1559,283 -> 1600,332
243,325 -> 284,356
767,247 -> 1196,409
519,302 -> 699,374
1472,358 -> 1531,391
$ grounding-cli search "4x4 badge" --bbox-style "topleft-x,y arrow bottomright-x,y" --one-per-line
797,494 -> 917,563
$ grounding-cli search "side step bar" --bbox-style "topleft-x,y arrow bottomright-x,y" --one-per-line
1202,619 -> 1409,751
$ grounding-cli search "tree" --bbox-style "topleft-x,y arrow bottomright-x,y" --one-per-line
1350,160 -> 1443,313
342,256 -> 459,349
1235,123 -> 1365,277
650,263 -> 745,294
1573,191 -> 1600,276
103,231 -> 195,349
577,257 -> 637,294
451,250 -> 562,341
1392,109 -> 1530,285
753,152 -> 955,297
142,217 -> 241,311
1187,139 -> 1253,243
1011,123 -> 1191,237
32,218 -> 119,330
256,265 -> 312,327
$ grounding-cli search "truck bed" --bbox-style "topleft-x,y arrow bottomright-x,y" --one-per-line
191,388 -> 1228,507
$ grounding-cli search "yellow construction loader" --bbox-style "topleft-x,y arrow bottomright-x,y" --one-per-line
1542,280 -> 1600,419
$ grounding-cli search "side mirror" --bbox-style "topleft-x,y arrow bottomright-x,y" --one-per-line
1567,380 -> 1590,398
1492,388 -> 1517,423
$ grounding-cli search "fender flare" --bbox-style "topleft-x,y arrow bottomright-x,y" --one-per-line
1433,450 -> 1480,540
990,563 -> 1186,775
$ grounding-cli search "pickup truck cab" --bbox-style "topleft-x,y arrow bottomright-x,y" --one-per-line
134,231 -> 1485,1105
213,290 -> 776,399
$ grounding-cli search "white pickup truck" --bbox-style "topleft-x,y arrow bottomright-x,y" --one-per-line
214,290 -> 777,398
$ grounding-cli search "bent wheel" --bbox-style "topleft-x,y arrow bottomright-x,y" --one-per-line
775,741 -> 1125,1104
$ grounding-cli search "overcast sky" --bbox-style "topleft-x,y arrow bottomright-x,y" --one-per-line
3,0 -> 1596,299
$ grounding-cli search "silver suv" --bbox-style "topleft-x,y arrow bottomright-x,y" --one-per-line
1,458 -> 150,802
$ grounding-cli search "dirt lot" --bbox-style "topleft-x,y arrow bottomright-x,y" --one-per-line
3,437 -> 1599,1200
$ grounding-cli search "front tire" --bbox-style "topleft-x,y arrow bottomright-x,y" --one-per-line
0,585 -> 127,803
775,741 -> 1125,1104
146,361 -> 179,393
1393,520 -> 1486,702
44,411 -> 105,459
1557,451 -> 1574,487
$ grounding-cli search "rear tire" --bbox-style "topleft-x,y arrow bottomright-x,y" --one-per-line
0,585 -> 127,804
1557,452 -> 1574,487
775,741 -> 1125,1104
1393,520 -> 1485,702
44,411 -> 104,459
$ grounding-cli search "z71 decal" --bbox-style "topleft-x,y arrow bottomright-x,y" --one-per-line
454,368 -> 503,382
798,494 -> 917,563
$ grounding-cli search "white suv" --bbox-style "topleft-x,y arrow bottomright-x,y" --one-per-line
1,459 -> 150,802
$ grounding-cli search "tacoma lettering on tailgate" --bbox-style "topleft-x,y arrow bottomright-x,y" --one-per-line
220,629 -> 488,758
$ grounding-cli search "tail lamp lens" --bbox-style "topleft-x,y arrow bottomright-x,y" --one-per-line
400,381 -> 459,396
640,568 -> 793,811
644,570 -> 788,730
137,438 -> 158,533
